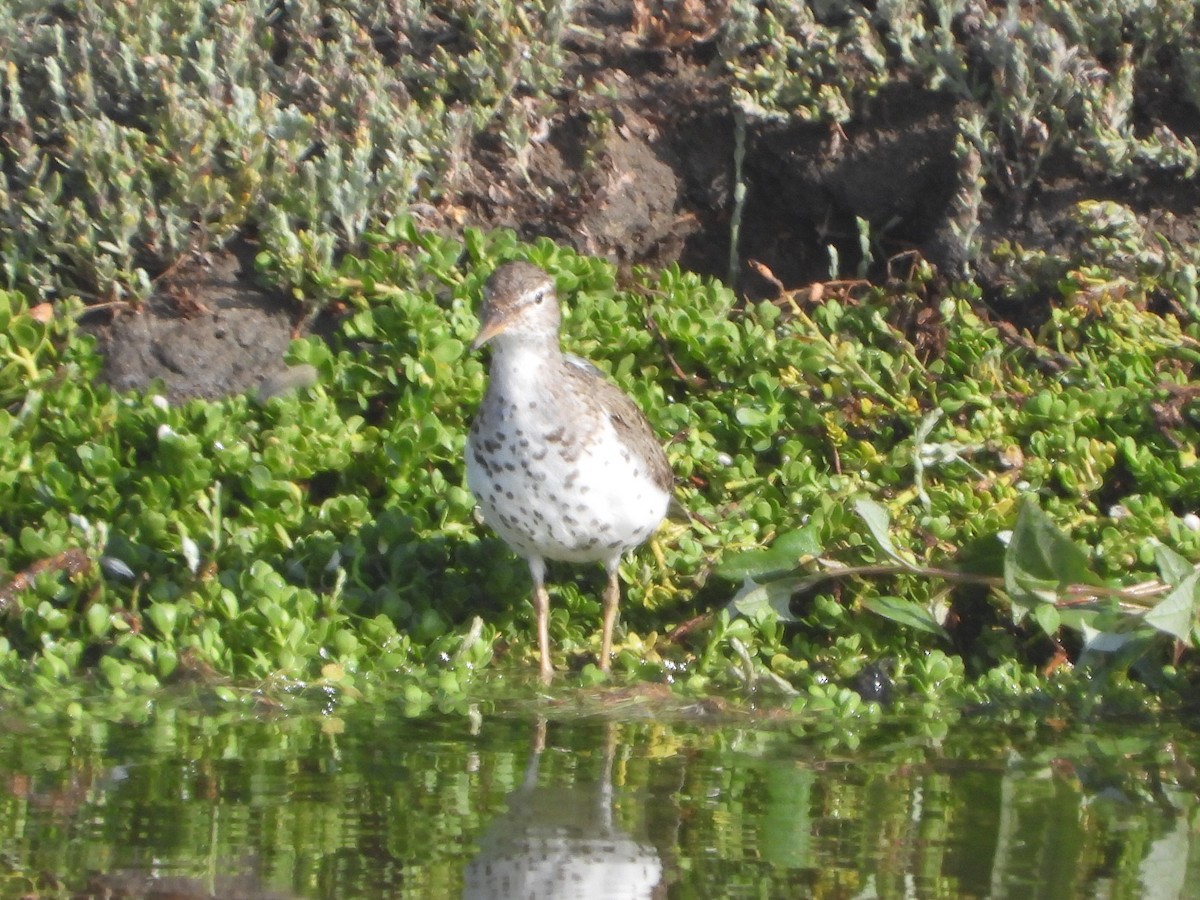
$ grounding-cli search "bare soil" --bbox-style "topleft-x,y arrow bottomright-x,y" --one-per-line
90,244 -> 296,403
89,2 -> 1200,400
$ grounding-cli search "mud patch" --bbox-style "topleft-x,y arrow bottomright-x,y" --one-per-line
87,247 -> 297,403
736,84 -> 972,289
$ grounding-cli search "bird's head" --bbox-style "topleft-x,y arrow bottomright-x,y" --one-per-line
472,262 -> 561,351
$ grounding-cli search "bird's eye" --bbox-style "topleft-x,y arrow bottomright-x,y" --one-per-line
534,287 -> 547,304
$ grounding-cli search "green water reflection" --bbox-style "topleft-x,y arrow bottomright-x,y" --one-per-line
0,701 -> 1196,898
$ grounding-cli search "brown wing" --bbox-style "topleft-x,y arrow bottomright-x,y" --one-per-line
561,360 -> 674,493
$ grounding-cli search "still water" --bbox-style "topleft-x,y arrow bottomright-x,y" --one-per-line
0,695 -> 1196,898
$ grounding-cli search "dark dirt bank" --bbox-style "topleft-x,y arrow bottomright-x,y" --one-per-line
89,1 -> 1200,401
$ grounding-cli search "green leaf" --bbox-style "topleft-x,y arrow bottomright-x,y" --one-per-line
715,525 -> 823,581
147,603 -> 179,638
1003,497 -> 1101,622
85,603 -> 112,638
954,533 -> 1007,579
1154,544 -> 1194,587
727,576 -> 803,623
1081,621 -> 1138,654
1032,602 -> 1061,637
853,497 -> 914,567
862,595 -> 948,638
1143,571 -> 1199,641
735,407 -> 767,427
430,338 -> 464,363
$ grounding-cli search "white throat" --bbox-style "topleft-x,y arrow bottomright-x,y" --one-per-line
485,336 -> 562,396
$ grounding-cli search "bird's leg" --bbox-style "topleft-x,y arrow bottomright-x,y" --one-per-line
599,560 -> 621,673
528,557 -> 553,683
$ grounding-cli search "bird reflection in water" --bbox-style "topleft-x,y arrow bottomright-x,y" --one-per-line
463,720 -> 663,899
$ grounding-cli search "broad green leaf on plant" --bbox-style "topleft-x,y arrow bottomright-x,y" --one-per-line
1081,621 -> 1139,654
714,524 -> 823,581
1143,571 -> 1200,641
1003,497 -> 1101,623
430,338 -> 464,364
1032,601 -> 1061,637
734,407 -> 768,426
853,497 -> 916,567
954,533 -> 1007,578
861,595 -> 949,639
726,576 -> 803,623
1154,544 -> 1195,587
1055,605 -> 1103,636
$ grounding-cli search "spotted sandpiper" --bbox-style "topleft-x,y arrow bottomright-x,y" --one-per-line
466,261 -> 672,680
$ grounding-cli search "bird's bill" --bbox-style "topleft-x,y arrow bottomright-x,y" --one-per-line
471,317 -> 510,350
